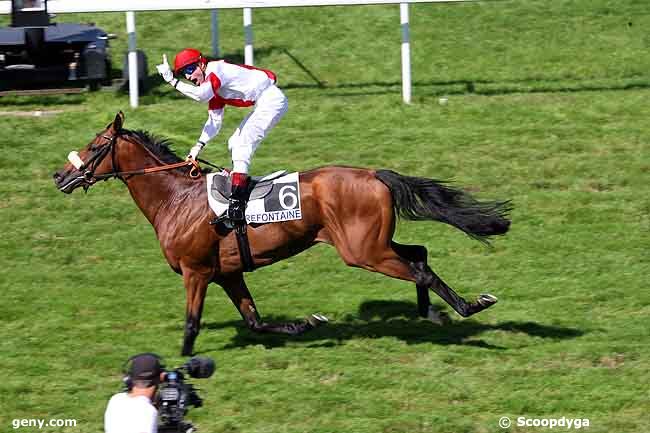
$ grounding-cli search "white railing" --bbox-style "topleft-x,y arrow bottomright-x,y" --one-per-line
0,0 -> 469,13
1,0 -> 475,106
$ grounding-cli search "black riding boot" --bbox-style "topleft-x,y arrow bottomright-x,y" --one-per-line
228,172 -> 250,225
228,172 -> 255,272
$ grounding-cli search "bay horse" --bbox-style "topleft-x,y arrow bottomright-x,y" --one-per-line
53,112 -> 511,355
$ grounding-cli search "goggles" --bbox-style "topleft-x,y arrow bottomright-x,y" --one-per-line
181,63 -> 199,76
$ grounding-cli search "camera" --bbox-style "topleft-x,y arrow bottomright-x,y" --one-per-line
156,357 -> 215,433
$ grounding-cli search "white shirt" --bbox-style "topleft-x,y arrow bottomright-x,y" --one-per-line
174,60 -> 276,109
104,392 -> 158,433
204,60 -> 276,106
173,60 -> 277,145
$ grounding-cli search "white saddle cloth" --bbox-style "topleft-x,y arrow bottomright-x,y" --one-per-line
206,171 -> 302,224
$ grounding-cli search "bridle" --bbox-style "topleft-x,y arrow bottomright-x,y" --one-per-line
71,130 -> 201,187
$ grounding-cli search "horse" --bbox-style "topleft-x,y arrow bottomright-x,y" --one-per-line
53,112 -> 511,355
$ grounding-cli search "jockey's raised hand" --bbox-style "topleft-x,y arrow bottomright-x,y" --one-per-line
156,54 -> 174,83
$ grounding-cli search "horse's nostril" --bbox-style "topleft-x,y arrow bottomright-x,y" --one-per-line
53,172 -> 61,180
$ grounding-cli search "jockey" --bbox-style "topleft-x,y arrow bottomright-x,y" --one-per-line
156,48 -> 288,226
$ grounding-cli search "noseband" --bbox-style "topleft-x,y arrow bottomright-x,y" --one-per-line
80,133 -> 121,183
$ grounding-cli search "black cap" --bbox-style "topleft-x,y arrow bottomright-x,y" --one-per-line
128,353 -> 163,387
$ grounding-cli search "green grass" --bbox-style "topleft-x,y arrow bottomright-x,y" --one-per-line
1,1 -> 649,432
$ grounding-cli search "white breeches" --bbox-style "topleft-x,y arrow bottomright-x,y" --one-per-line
228,85 -> 288,173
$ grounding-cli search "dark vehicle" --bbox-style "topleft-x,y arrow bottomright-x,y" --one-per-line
0,0 -> 113,91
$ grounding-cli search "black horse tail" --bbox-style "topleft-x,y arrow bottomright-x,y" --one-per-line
375,169 -> 512,244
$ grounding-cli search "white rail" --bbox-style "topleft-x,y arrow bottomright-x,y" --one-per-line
0,0 -> 470,13
0,0 -> 475,106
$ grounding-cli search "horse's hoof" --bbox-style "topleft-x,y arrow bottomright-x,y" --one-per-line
477,293 -> 498,308
307,313 -> 329,327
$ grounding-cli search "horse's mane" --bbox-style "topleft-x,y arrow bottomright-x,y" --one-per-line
123,129 -> 212,173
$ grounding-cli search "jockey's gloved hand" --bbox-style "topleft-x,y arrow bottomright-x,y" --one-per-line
186,142 -> 205,161
156,54 -> 174,83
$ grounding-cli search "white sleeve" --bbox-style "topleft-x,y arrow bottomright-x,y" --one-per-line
171,78 -> 214,103
132,406 -> 158,433
198,108 -> 224,144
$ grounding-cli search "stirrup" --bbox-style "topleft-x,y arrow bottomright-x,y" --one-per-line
229,200 -> 246,223
209,200 -> 247,227
209,213 -> 230,226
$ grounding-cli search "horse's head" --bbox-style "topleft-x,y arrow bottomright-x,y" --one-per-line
53,111 -> 126,194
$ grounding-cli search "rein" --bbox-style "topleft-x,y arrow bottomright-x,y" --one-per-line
93,158 -> 202,180
77,132 -> 202,184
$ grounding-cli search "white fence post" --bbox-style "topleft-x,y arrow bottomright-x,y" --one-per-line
211,9 -> 220,58
400,3 -> 411,104
126,11 -> 139,108
243,8 -> 253,65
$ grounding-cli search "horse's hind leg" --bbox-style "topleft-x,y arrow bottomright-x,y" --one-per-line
326,178 -> 495,321
389,243 -> 445,322
334,233 -> 496,320
328,227 -> 441,320
387,243 -> 430,312
427,267 -> 498,317
216,273 -> 327,335
391,242 -> 497,318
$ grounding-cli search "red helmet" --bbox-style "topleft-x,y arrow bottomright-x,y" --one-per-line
173,48 -> 204,74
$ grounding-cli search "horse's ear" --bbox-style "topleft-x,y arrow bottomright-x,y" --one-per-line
112,111 -> 125,131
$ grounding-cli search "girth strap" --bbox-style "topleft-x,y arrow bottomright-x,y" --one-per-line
235,224 -> 255,272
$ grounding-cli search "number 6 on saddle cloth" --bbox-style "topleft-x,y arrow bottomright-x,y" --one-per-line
207,170 -> 302,226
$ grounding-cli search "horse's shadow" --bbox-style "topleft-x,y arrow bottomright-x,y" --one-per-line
201,300 -> 585,351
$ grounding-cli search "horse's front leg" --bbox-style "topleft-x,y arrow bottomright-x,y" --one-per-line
180,263 -> 213,356
216,273 -> 328,335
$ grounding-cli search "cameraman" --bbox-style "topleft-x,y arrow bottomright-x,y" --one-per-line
104,353 -> 164,433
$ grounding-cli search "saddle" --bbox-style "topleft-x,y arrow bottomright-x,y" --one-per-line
210,170 -> 287,204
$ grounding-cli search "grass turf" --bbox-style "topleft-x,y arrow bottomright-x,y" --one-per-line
1,1 -> 649,432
